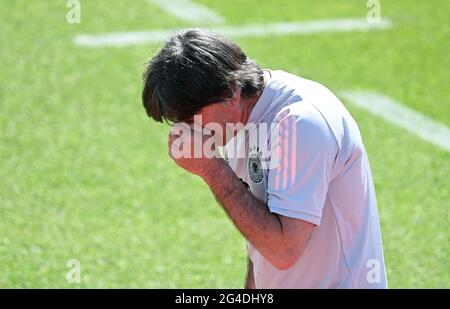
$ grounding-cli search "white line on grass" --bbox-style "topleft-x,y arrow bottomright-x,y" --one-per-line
147,0 -> 224,24
74,18 -> 391,47
340,90 -> 450,152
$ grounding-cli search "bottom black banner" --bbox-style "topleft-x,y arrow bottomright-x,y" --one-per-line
1,289 -> 446,306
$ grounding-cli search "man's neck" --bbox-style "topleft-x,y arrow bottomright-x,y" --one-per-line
242,70 -> 270,124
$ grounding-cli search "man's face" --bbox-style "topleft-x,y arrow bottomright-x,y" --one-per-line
191,90 -> 243,146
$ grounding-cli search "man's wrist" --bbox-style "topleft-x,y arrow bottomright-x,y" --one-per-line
201,158 -> 228,184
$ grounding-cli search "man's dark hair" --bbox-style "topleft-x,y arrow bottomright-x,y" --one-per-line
142,29 -> 264,123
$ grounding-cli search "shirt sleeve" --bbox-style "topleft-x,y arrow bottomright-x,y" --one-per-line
267,106 -> 337,226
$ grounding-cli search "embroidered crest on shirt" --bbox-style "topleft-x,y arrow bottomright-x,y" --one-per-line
248,147 -> 263,183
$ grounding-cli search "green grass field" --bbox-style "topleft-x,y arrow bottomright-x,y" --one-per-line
0,0 -> 448,288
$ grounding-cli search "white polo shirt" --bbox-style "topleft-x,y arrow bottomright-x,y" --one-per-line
224,70 -> 387,288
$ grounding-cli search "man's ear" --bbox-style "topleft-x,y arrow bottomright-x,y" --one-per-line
229,87 -> 241,106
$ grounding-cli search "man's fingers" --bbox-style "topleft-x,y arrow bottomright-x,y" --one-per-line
168,123 -> 193,159
168,134 -> 186,159
168,121 -> 219,160
170,122 -> 191,135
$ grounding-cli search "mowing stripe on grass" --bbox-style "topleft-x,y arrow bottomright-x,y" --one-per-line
340,90 -> 450,152
147,0 -> 224,24
74,18 -> 391,47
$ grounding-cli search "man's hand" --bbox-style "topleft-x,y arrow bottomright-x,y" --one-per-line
168,122 -> 222,178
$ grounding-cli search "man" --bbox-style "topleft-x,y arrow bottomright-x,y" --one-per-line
142,29 -> 387,288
